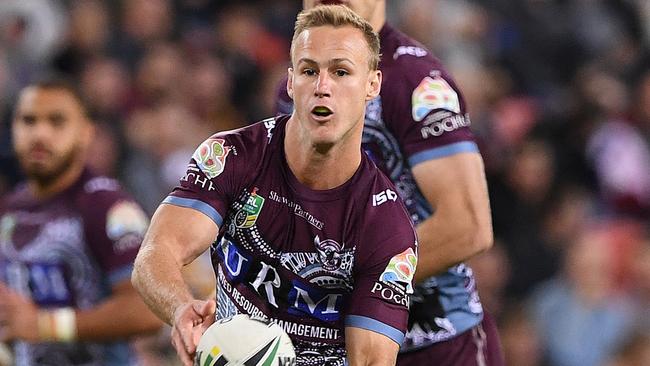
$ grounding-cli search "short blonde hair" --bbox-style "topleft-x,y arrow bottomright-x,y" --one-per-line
291,5 -> 381,70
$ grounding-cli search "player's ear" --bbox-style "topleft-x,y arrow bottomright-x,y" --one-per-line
366,70 -> 382,100
287,68 -> 294,100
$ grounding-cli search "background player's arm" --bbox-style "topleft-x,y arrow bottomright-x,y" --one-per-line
412,152 -> 493,282
132,203 -> 218,325
345,327 -> 399,366
75,279 -> 161,339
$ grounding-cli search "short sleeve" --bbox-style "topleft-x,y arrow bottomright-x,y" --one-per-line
164,132 -> 250,228
385,57 -> 479,167
344,212 -> 418,346
79,181 -> 149,286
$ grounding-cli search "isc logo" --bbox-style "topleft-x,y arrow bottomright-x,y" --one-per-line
372,189 -> 398,206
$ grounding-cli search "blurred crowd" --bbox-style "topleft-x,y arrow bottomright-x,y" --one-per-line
0,1 -> 649,365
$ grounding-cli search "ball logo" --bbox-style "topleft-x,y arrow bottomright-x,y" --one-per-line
193,137 -> 231,179
412,76 -> 460,122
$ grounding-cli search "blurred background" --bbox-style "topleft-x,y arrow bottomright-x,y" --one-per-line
0,0 -> 649,365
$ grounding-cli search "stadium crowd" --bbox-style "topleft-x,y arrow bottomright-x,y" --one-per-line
0,1 -> 649,365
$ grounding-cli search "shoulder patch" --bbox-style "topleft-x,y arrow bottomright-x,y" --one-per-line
412,76 -> 461,121
380,247 -> 417,293
192,137 -> 232,179
106,201 -> 149,241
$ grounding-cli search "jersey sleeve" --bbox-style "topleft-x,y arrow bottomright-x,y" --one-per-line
78,180 -> 149,286
164,131 -> 251,229
344,203 -> 418,346
385,56 -> 479,167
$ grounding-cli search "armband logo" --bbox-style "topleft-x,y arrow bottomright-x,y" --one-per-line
380,247 -> 417,294
106,201 -> 149,241
412,76 -> 460,122
193,137 -> 232,179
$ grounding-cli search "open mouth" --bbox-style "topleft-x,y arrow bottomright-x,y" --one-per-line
319,0 -> 346,5
312,106 -> 333,118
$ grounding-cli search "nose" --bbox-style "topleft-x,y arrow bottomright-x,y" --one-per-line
315,72 -> 331,98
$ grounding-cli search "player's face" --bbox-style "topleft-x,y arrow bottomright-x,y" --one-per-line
12,87 -> 93,184
288,25 -> 381,147
303,0 -> 382,22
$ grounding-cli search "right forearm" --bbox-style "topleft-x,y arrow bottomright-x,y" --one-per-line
132,243 -> 195,325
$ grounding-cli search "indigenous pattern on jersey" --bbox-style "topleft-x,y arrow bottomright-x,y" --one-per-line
0,170 -> 148,366
166,116 -> 418,366
276,24 -> 483,351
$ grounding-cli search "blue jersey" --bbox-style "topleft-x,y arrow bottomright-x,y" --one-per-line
276,24 -> 483,351
166,116 -> 418,365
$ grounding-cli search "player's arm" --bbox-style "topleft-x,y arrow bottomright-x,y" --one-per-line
132,203 -> 219,366
74,278 -> 161,339
132,203 -> 218,320
412,152 -> 492,282
345,327 -> 399,366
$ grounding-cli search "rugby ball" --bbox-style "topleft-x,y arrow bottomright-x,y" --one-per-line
194,314 -> 296,366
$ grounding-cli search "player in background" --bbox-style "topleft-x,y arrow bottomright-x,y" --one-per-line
0,79 -> 162,365
276,1 -> 502,365
132,5 -> 417,366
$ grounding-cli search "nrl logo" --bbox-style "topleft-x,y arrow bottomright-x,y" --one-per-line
235,187 -> 265,229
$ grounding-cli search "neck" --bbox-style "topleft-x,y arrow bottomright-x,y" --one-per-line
29,162 -> 85,200
368,3 -> 387,32
284,117 -> 362,190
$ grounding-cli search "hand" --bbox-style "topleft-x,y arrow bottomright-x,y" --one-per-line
170,299 -> 216,366
0,282 -> 39,342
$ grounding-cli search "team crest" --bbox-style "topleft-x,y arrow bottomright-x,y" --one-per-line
412,76 -> 460,121
380,247 -> 417,293
235,188 -> 265,229
193,137 -> 231,179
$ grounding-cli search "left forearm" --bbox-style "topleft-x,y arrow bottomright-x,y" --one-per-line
414,209 -> 491,282
74,287 -> 161,341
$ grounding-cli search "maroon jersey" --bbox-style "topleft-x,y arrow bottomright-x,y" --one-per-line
276,23 -> 484,351
0,169 -> 148,365
166,116 -> 418,365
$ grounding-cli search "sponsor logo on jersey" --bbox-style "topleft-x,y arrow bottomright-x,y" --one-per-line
193,137 -> 231,179
393,46 -> 428,60
372,189 -> 398,206
235,188 -> 265,229
264,117 -> 276,141
268,191 -> 324,230
412,76 -> 461,121
106,201 -> 148,246
420,111 -> 471,138
288,280 -> 344,321
380,247 -> 417,293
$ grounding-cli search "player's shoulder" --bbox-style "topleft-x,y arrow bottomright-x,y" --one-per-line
200,116 -> 285,155
359,157 -> 414,228
381,24 -> 446,77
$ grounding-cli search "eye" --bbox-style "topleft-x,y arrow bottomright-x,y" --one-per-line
335,69 -> 349,77
49,113 -> 66,128
21,115 -> 37,125
303,68 -> 317,76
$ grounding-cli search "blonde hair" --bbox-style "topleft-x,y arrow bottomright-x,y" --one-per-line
291,5 -> 380,70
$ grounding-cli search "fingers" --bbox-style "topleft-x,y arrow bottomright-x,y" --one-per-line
172,300 -> 217,366
171,325 -> 194,366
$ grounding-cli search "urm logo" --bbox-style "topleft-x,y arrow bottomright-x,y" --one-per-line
288,280 -> 343,322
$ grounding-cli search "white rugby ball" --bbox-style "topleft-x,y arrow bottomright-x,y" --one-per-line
194,314 -> 296,366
